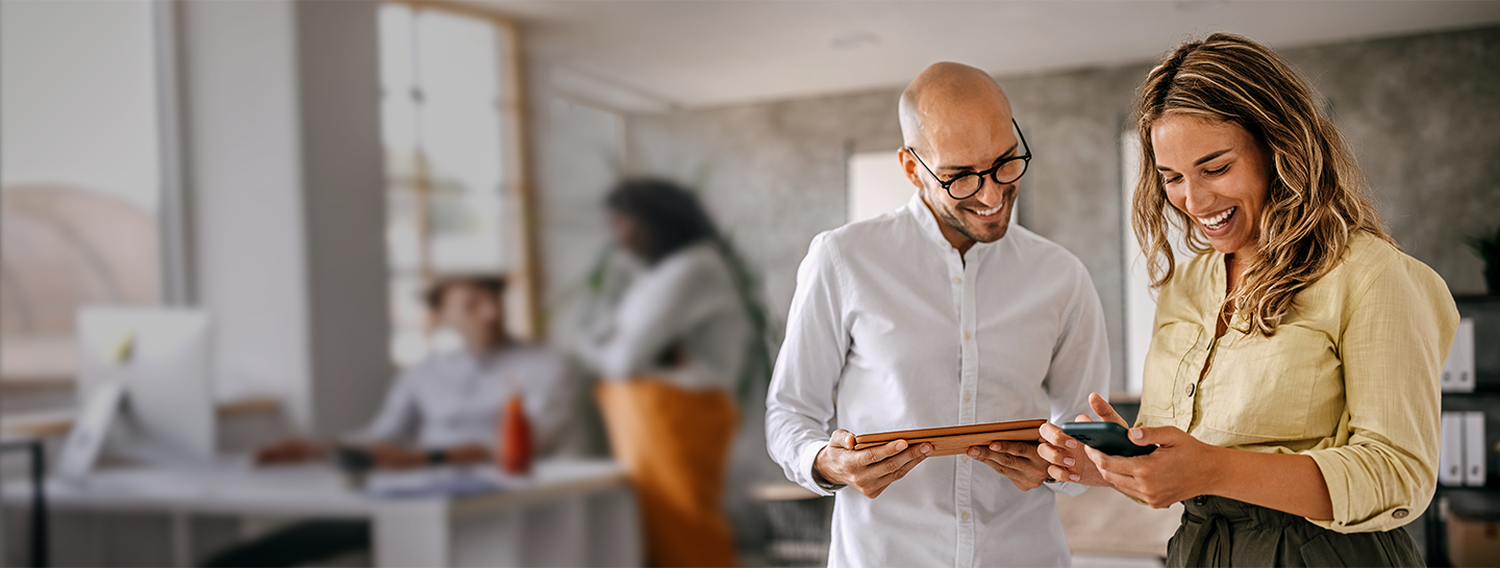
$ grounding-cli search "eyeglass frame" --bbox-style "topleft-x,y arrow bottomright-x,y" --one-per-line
905,118 -> 1033,201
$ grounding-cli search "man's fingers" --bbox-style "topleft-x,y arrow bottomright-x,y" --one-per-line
989,441 -> 1040,459
1089,392 -> 1128,427
969,446 -> 1022,470
863,438 -> 911,465
829,429 -> 856,449
876,442 -> 931,474
878,448 -> 928,483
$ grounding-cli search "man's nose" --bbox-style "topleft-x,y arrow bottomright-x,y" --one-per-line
975,178 -> 1010,205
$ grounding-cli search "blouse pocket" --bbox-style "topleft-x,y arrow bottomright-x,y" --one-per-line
1202,324 -> 1338,441
1139,322 -> 1202,422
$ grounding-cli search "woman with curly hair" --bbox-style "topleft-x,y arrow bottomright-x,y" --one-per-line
1039,33 -> 1458,566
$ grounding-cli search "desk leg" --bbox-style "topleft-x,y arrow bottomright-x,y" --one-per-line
28,441 -> 48,568
589,485 -> 642,567
374,502 -> 449,568
169,511 -> 192,567
450,506 -> 523,567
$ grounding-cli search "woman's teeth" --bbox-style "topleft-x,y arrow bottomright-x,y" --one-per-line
1199,207 -> 1236,230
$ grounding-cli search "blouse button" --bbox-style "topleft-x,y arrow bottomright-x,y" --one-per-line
1185,383 -> 1196,397
1393,509 -> 1410,519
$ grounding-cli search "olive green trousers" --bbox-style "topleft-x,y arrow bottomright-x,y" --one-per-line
1166,495 -> 1424,567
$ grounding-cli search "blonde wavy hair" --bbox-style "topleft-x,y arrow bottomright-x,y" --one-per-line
1131,33 -> 1394,336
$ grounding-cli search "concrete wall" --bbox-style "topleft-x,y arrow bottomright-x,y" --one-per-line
601,25 -> 1500,392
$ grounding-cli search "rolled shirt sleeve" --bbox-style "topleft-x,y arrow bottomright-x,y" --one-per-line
1303,253 -> 1458,533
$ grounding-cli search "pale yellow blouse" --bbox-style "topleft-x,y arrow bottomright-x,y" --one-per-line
1136,231 -> 1459,533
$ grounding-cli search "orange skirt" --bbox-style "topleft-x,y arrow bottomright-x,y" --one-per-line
596,379 -> 738,568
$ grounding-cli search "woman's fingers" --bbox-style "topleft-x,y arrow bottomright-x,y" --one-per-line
1089,392 -> 1128,427
1038,423 -> 1077,450
1049,463 -> 1081,483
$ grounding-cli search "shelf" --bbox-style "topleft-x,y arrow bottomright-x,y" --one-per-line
1454,293 -> 1500,304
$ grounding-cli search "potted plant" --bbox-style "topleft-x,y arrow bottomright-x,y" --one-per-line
1471,225 -> 1500,295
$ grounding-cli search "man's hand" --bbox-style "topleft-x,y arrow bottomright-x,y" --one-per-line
1038,392 -> 1127,486
967,441 -> 1051,490
813,429 -> 932,499
255,438 -> 325,466
445,444 -> 490,466
364,443 -> 429,470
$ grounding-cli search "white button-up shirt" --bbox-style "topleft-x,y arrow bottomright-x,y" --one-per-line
350,344 -> 580,456
766,194 -> 1110,567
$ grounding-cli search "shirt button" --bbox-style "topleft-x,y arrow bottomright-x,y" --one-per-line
964,393 -> 971,402
961,512 -> 970,521
1185,383 -> 1196,397
960,455 -> 968,461
964,332 -> 971,340
953,277 -> 962,284
1393,509 -> 1409,519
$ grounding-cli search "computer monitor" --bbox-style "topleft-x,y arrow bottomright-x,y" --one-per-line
76,307 -> 216,462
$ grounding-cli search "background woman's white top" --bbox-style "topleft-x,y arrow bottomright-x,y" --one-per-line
577,241 -> 751,393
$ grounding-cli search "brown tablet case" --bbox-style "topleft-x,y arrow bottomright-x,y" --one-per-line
852,418 -> 1046,457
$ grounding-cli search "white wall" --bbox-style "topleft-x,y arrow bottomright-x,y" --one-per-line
179,0 -> 389,436
178,0 -> 311,415
0,0 -> 160,211
847,149 -> 912,223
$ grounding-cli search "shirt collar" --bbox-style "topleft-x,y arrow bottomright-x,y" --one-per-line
903,192 -> 1001,256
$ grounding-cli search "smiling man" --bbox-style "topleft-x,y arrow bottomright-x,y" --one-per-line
764,62 -> 1112,566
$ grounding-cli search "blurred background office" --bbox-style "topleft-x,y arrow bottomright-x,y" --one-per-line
2,1 -> 1499,567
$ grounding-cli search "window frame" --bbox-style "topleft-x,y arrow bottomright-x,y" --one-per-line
382,0 -> 542,356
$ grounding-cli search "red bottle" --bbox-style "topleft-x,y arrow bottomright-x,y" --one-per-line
499,394 -> 532,475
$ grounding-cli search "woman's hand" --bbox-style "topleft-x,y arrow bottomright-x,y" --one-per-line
1083,426 -> 1224,508
1037,393 -> 1124,486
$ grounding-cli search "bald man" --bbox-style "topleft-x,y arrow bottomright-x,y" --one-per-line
765,62 -> 1110,566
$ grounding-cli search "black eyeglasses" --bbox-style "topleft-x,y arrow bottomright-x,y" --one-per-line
906,118 -> 1032,201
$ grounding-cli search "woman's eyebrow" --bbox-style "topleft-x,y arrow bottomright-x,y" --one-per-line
1157,148 -> 1235,173
1193,149 -> 1233,167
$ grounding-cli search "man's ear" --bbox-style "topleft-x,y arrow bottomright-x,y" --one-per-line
898,148 -> 924,189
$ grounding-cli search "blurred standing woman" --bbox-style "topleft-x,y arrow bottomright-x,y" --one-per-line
577,178 -> 753,567
1038,33 -> 1458,567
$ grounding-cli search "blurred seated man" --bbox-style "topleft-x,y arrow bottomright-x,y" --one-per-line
202,275 -> 582,568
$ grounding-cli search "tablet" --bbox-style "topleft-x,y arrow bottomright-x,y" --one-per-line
852,418 -> 1046,457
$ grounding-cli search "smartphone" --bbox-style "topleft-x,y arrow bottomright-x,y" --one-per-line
1060,422 -> 1157,457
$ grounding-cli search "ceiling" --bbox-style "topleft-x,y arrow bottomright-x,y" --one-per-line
465,0 -> 1500,112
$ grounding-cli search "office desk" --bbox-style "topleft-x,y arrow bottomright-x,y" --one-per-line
2,459 -> 641,567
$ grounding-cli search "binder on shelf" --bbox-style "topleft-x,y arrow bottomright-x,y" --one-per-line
1441,411 -> 1465,486
1442,318 -> 1475,393
1465,411 -> 1487,486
